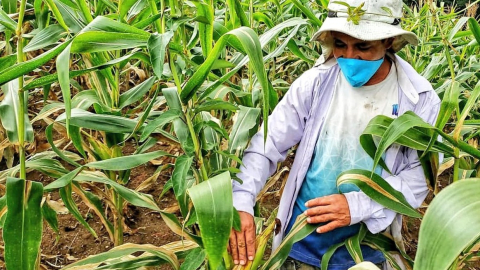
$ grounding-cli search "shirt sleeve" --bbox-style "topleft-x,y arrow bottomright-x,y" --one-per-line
233,70 -> 319,215
344,90 -> 441,233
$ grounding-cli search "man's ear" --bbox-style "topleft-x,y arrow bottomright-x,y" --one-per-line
384,37 -> 395,50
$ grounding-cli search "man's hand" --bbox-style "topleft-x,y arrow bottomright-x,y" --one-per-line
304,194 -> 351,233
228,211 -> 256,265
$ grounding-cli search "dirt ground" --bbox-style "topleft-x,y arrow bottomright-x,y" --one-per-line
0,92 -> 478,269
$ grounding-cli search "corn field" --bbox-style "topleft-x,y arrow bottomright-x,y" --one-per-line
0,0 -> 480,269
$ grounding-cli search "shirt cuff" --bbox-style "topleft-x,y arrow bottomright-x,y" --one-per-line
232,191 -> 255,216
344,191 -> 387,226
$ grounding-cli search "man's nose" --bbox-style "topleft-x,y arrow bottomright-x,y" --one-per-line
344,47 -> 360,59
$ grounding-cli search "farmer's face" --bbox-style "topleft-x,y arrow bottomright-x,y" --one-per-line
331,32 -> 393,61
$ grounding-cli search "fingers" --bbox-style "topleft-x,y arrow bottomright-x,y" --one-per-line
229,230 -> 239,264
317,221 -> 342,233
245,223 -> 256,262
228,211 -> 256,265
305,195 -> 336,207
306,213 -> 337,224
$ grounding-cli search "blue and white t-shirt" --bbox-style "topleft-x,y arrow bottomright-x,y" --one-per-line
286,64 -> 398,269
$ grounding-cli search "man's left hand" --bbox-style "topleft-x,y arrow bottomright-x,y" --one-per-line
304,194 -> 351,233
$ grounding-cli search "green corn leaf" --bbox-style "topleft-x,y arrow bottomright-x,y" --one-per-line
24,24 -> 68,52
0,196 -> 6,227
180,27 -> 270,110
81,16 -> 150,36
71,32 -> 149,53
261,214 -> 317,269
119,76 -> 156,109
361,114 -> 455,160
86,150 -> 169,170
140,109 -> 181,142
289,0 -> 323,27
63,243 -> 179,269
57,43 -> 73,136
0,55 -> 17,74
179,248 -> 206,270
0,39 -> 72,86
56,108 -> 138,133
172,155 -> 194,217
287,39 -> 315,64
337,169 -> 422,218
363,232 -> 414,267
148,31 -> 174,79
372,111 -> 434,172
44,0 -> 70,31
344,224 -> 367,263
75,171 -> 161,211
187,172 -> 233,270
53,0 -> 86,33
194,99 -> 239,113
71,182 -> 114,241
414,179 -> 480,270
253,12 -> 275,28
321,242 -> 344,270
159,211 -> 203,246
60,184 -> 98,238
1,0 -> 16,14
468,17 -> 480,45
133,14 -> 162,29
24,51 -> 140,90
45,124 -> 83,167
435,81 -> 459,130
119,0 -> 141,20
0,80 -> 34,143
44,166 -> 83,191
0,8 -> 16,32
42,200 -> 59,235
163,88 -> 195,155
3,178 -> 44,270
227,106 -> 260,157
448,17 -> 469,41
191,1 -> 214,57
199,18 -> 307,102
95,256 -> 166,269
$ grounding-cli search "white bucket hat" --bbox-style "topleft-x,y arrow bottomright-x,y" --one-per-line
312,0 -> 419,63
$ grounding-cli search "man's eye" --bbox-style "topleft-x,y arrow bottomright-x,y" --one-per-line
357,45 -> 371,51
334,42 -> 346,48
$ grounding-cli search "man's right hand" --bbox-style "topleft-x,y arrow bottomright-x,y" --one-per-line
228,211 -> 256,265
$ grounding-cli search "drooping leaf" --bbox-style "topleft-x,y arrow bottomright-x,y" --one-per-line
172,155 -> 194,217
344,224 -> 367,263
71,32 -> 149,53
63,243 -> 179,269
414,179 -> 480,270
56,108 -> 138,133
227,106 -> 261,157
0,39 -> 72,86
0,80 -> 34,143
148,31 -> 174,79
119,76 -> 156,109
24,24 -> 67,52
261,214 -> 317,269
337,169 -> 422,218
0,8 -> 16,32
179,248 -> 206,270
42,200 -> 59,235
187,172 -> 233,270
140,109 -> 181,142
468,18 -> 480,45
86,150 -> 169,170
75,172 -> 161,211
59,184 -> 98,238
3,178 -> 44,270
194,99 -> 239,113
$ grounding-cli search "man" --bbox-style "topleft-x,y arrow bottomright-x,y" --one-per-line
229,0 -> 440,269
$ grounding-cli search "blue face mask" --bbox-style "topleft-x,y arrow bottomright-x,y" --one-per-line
336,57 -> 384,87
